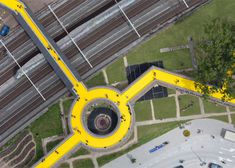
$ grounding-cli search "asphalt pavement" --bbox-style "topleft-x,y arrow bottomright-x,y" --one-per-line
102,119 -> 235,168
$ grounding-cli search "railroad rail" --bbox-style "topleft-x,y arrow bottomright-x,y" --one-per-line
0,0 -> 210,148
0,0 -> 120,85
0,0 -> 234,168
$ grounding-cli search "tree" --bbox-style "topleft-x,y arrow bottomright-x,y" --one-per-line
195,18 -> 235,100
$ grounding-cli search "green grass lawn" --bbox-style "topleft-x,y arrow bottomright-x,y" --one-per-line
230,107 -> 235,112
97,121 -> 184,166
70,147 -> 90,158
85,72 -> 106,88
84,0 -> 235,86
167,88 -> 176,95
179,70 -> 195,78
73,159 -> 94,168
63,99 -> 73,115
106,58 -> 126,84
0,131 -> 27,152
153,97 -> 176,119
231,114 -> 235,124
125,0 -> 235,70
29,103 -> 63,162
179,95 -> 200,116
134,100 -> 152,121
208,115 -> 229,123
58,163 -> 70,168
46,139 -> 62,152
203,100 -> 226,113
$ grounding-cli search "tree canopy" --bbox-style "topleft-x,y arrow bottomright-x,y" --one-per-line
195,18 -> 235,100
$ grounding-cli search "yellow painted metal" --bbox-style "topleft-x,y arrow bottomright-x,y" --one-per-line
0,0 -> 87,95
1,0 -> 234,168
34,67 -> 235,168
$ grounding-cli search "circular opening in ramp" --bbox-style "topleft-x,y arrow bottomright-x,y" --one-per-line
82,99 -> 120,137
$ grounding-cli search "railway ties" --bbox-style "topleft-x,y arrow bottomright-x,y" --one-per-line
115,0 -> 141,38
0,40 -> 46,101
0,0 -> 210,152
48,4 -> 93,68
0,0 -> 119,85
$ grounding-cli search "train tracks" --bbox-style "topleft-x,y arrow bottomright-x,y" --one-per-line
0,0 -> 209,145
0,0 -> 120,85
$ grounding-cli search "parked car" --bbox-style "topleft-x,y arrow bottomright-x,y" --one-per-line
149,141 -> 169,153
208,163 -> 223,168
0,24 -> 10,36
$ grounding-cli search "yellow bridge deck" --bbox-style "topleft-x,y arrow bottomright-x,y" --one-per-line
0,0 -> 234,167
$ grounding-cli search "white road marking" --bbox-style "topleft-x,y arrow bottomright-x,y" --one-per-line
221,147 -> 235,152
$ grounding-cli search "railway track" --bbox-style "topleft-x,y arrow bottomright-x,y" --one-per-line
0,0 -> 161,111
0,0 -> 209,144
0,0 -> 121,85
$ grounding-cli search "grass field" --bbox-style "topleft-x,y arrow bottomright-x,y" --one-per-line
95,0 -> 235,85
203,100 -> 226,113
0,131 -> 26,152
46,139 -> 62,152
85,72 -> 106,88
134,100 -> 152,121
63,99 -> 73,115
70,147 -> 90,158
167,88 -> 176,95
153,97 -> 176,119
179,95 -> 201,116
106,58 -> 126,84
208,115 -> 229,123
58,163 -> 70,168
97,121 -> 184,166
21,0 -> 235,166
126,0 -> 235,70
231,114 -> 235,124
73,159 -> 94,168
230,107 -> 235,112
29,103 -> 63,162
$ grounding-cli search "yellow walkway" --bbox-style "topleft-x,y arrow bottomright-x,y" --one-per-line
0,0 -> 234,168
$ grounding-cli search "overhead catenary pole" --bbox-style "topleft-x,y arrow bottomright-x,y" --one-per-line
115,0 -> 141,38
0,40 -> 46,101
182,0 -> 189,8
48,5 -> 93,68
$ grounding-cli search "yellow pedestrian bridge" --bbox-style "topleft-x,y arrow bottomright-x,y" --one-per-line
0,0 -> 234,167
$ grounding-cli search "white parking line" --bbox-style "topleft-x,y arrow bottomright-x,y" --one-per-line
0,40 -> 46,101
182,0 -> 189,8
48,5 -> 93,68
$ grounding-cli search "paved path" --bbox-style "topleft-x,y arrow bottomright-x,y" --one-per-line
60,99 -> 68,136
103,119 -> 235,168
123,56 -> 128,67
53,90 -> 235,168
226,106 -> 232,124
175,91 -> 181,118
150,100 -> 156,120
136,111 -> 235,126
102,69 -> 109,85
198,97 -> 205,114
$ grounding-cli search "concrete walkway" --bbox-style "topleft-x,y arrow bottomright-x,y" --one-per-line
102,69 -> 109,85
150,100 -> 156,120
198,97 -> 205,114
